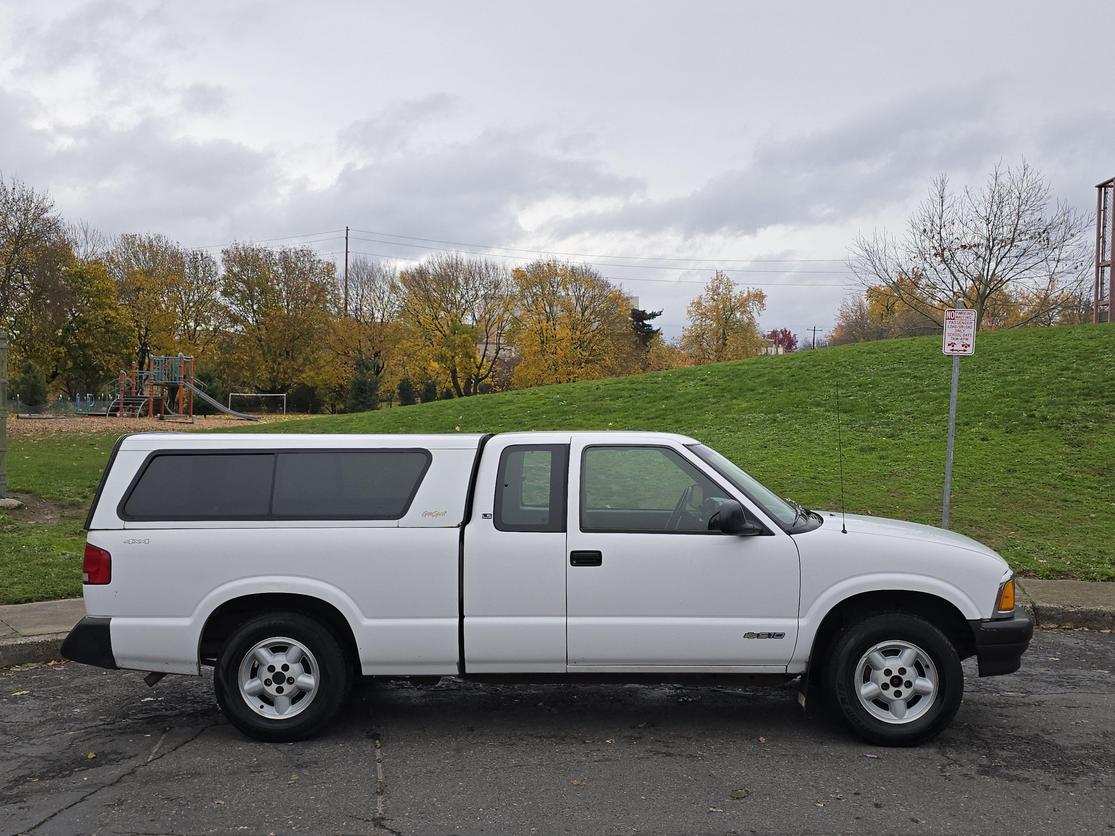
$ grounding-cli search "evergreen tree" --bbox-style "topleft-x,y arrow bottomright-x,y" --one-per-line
419,378 -> 438,403
346,356 -> 380,413
630,307 -> 663,348
397,376 -> 417,406
12,360 -> 47,407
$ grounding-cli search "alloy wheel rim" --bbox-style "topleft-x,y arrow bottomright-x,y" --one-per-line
237,636 -> 319,720
853,639 -> 938,724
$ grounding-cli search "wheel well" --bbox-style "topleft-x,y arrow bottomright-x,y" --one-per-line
808,590 -> 974,676
198,593 -> 359,669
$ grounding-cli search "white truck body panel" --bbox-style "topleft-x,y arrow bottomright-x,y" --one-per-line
81,430 -> 1012,678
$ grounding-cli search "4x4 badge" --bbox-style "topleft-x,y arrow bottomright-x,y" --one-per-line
743,631 -> 786,640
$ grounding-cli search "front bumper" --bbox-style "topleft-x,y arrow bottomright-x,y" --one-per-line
61,616 -> 117,669
969,612 -> 1033,676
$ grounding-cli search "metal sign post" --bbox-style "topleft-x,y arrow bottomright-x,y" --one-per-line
941,307 -> 976,529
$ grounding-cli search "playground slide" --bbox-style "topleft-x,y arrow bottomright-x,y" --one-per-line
182,381 -> 261,421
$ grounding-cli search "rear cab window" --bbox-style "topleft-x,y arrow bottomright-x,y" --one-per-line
494,444 -> 569,532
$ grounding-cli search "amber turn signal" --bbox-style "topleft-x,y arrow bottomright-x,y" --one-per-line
996,578 -> 1015,613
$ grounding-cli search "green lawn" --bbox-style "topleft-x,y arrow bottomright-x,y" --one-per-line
3,324 -> 1113,603
2,432 -> 121,603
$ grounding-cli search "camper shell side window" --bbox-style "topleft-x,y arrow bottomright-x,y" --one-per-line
118,448 -> 432,521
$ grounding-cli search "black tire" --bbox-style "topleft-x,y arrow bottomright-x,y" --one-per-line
826,612 -> 963,747
215,612 -> 351,742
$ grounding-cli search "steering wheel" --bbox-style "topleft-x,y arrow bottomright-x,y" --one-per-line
665,483 -> 696,530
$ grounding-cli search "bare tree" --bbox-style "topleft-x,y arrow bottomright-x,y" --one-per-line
0,174 -> 68,324
66,220 -> 108,262
345,257 -> 401,324
850,161 -> 1091,329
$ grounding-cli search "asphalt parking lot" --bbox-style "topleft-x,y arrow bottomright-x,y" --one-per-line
1,629 -> 1113,836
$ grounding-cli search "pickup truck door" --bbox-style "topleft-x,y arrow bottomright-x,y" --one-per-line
565,439 -> 800,671
462,435 -> 570,673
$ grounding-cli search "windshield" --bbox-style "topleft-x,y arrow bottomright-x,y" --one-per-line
688,444 -> 798,527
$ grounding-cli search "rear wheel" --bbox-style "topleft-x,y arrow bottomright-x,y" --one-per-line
827,612 -> 963,746
215,612 -> 351,742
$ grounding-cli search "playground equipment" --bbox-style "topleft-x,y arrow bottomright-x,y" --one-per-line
106,354 -> 259,421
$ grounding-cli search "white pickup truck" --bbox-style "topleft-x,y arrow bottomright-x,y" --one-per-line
63,431 -> 1032,746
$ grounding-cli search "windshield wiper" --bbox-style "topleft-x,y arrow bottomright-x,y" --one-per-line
785,498 -> 820,527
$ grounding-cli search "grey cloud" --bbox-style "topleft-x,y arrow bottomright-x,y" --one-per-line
549,85 -> 1007,240
283,127 -> 645,249
0,80 -> 640,255
179,83 -> 227,115
338,94 -> 458,155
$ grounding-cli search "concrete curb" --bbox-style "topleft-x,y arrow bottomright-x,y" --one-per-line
1026,603 -> 1114,632
1017,581 -> 1115,632
0,632 -> 66,668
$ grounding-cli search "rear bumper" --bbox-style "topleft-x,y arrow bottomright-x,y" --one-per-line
969,612 -> 1033,677
61,616 -> 117,670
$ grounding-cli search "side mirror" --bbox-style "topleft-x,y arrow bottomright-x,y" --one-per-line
712,499 -> 764,536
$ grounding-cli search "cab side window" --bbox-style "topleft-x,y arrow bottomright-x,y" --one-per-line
494,444 -> 569,532
580,445 -> 729,533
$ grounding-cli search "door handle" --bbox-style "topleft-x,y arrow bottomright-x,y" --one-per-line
570,550 -> 603,567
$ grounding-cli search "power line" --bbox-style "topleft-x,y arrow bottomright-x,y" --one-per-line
187,229 -> 344,250
349,227 -> 846,263
348,234 -> 856,275
347,245 -> 851,287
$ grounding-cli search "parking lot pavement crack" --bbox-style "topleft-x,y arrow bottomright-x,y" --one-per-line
22,721 -> 219,834
369,731 -> 404,835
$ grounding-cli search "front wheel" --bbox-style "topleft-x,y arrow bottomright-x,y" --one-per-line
215,612 -> 351,742
828,613 -> 963,746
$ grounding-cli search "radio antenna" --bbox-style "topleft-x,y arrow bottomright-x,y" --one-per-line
835,383 -> 848,534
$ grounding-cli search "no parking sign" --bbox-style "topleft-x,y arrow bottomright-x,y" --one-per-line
942,308 -> 976,356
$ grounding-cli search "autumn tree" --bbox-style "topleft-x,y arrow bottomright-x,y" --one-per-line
168,249 -> 224,356
765,328 -> 798,353
220,244 -> 337,394
850,161 -> 1090,330
106,233 -> 183,366
44,260 -> 135,395
324,257 -> 403,408
510,260 -> 639,387
680,271 -> 767,364
400,253 -> 512,396
1,176 -> 72,371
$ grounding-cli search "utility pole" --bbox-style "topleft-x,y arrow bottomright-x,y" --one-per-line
808,325 -> 820,349
343,225 -> 350,316
0,330 -> 18,508
0,330 -> 6,499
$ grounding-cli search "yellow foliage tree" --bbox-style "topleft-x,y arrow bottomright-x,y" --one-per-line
106,233 -> 182,366
400,253 -> 513,396
680,271 -> 766,364
510,260 -> 640,387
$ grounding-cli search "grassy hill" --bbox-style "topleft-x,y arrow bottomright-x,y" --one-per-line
247,324 -> 1115,581
3,324 -> 1113,603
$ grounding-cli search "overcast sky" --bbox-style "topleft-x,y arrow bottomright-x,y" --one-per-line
1,0 -> 1111,341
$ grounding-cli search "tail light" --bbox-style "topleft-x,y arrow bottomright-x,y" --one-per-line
82,544 -> 111,584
